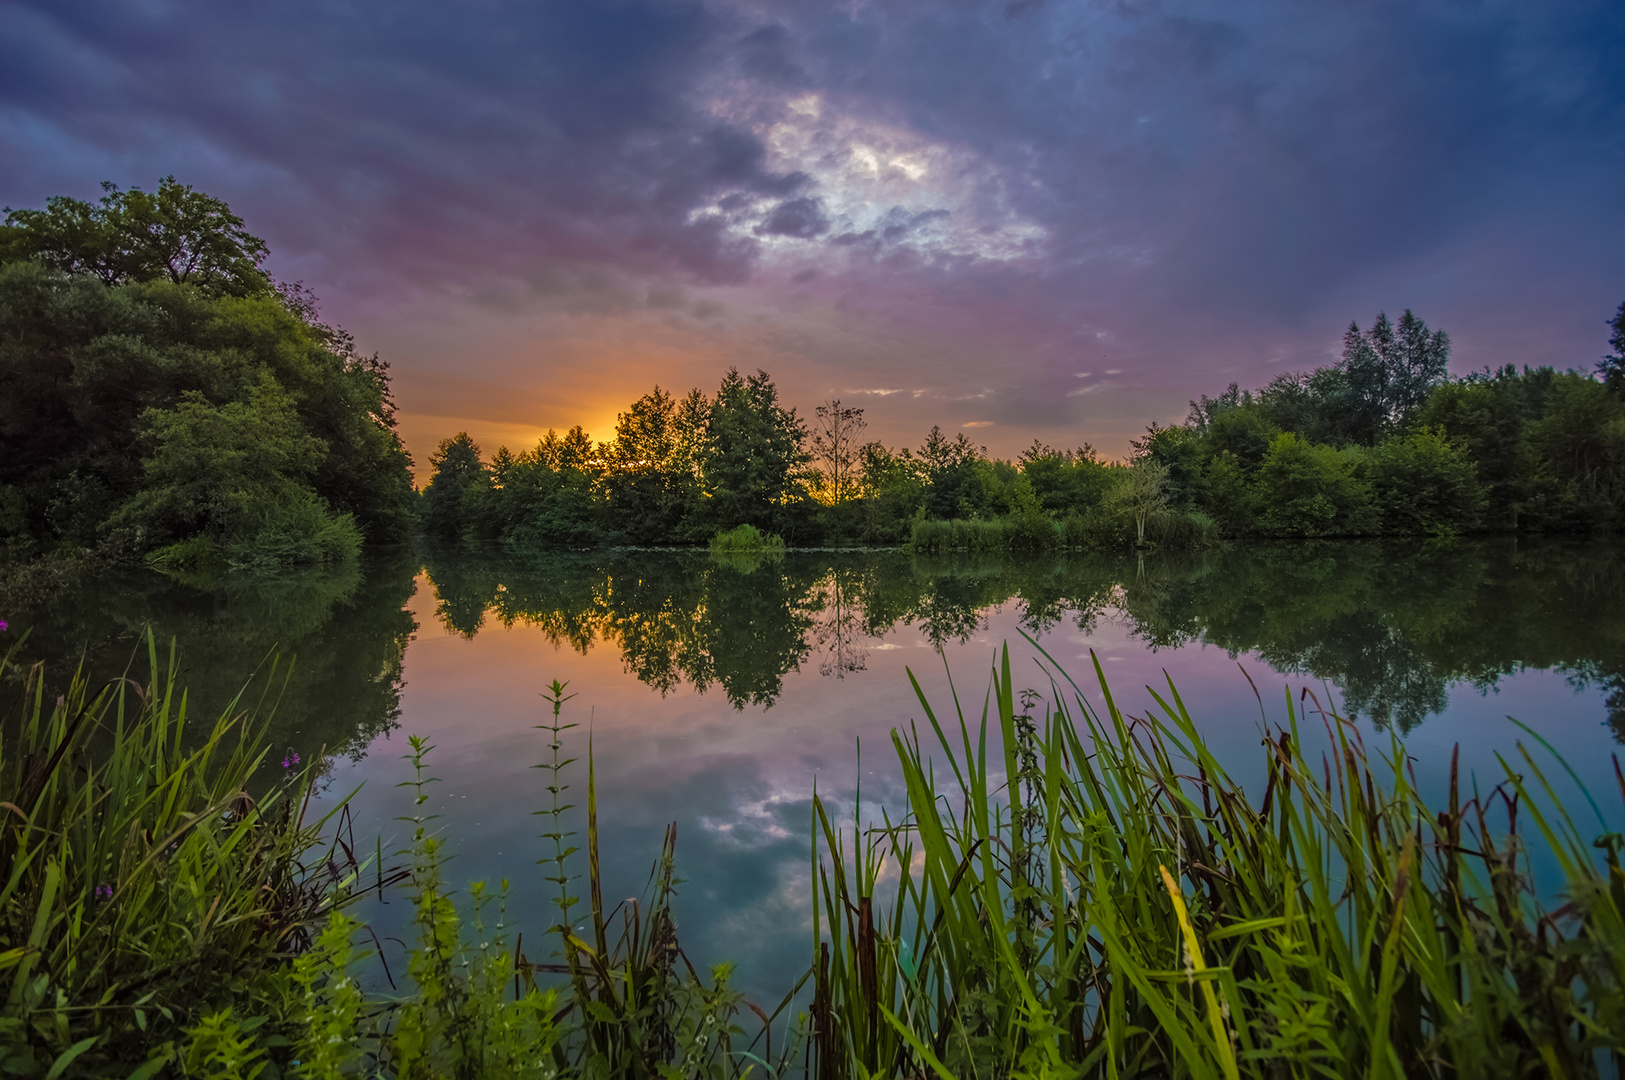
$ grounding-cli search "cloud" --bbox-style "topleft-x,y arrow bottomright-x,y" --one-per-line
2,0 -> 1621,461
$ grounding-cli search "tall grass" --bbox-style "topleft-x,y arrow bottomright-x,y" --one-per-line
811,640 -> 1625,1078
0,633 -> 362,1076
711,524 -> 789,554
914,509 -> 1219,555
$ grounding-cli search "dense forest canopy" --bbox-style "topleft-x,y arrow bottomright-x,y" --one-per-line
423,306 -> 1625,550
0,178 -> 416,572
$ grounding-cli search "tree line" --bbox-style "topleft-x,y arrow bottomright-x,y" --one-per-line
0,178 -> 416,574
424,306 -> 1625,550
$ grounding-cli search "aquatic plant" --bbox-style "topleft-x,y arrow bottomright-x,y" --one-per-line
810,640 -> 1625,1077
0,632 -> 365,1076
710,523 -> 789,554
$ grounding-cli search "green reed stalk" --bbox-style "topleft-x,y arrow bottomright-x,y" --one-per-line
811,638 -> 1625,1078
0,631 -> 353,1077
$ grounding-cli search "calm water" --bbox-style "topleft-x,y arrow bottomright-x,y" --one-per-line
6,539 -> 1623,1004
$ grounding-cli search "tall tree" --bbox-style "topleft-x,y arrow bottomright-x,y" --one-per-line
1330,310 -> 1451,444
703,368 -> 809,529
811,399 -> 867,504
3,177 -> 270,295
420,433 -> 488,539
1601,301 -> 1625,397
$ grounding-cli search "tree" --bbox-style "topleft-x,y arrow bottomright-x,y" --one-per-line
1367,427 -> 1486,535
420,433 -> 489,540
1254,433 -> 1377,537
702,368 -> 810,530
1601,301 -> 1625,397
811,399 -> 867,504
3,177 -> 270,296
1114,458 -> 1170,545
1326,310 -> 1451,444
917,426 -> 988,519
602,386 -> 703,542
116,377 -> 323,539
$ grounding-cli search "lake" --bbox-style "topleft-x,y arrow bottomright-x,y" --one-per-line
5,537 -> 1622,1008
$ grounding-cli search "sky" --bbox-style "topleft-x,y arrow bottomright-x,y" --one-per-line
3,0 -> 1623,467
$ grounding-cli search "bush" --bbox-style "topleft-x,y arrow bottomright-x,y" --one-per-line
710,523 -> 788,553
223,492 -> 364,573
1367,427 -> 1486,535
1255,432 -> 1377,537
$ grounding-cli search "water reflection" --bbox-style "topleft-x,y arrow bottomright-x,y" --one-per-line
423,538 -> 1625,735
3,550 -> 419,763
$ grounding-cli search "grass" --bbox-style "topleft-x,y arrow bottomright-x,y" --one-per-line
0,632 -> 366,1076
10,629 -> 1625,1076
912,508 -> 1220,555
809,639 -> 1625,1077
711,524 -> 789,554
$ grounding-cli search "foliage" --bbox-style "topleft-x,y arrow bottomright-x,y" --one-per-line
702,368 -> 811,533
0,184 -> 415,569
2,177 -> 270,296
1254,433 -> 1378,537
1365,427 -> 1486,535
710,523 -> 787,554
811,641 -> 1625,1078
1600,300 -> 1625,397
0,633 -> 357,1077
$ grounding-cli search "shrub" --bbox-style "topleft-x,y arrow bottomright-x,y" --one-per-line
710,523 -> 788,553
1367,427 -> 1487,535
1255,432 -> 1378,536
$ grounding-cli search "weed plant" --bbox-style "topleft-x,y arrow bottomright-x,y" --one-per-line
810,641 -> 1625,1078
0,633 -> 361,1077
711,525 -> 789,554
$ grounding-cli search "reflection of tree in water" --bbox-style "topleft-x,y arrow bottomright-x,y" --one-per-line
422,538 -> 1625,736
426,550 -> 820,709
809,566 -> 867,678
4,551 -> 419,766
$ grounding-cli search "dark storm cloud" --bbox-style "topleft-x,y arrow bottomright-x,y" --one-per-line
2,0 -> 1622,451
755,195 -> 829,239
0,0 -> 810,291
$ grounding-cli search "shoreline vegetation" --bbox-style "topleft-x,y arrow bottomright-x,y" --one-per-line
3,181 -> 1623,603
5,636 -> 1625,1076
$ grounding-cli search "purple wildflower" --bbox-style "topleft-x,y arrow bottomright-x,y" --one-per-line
95,884 -> 113,900
282,750 -> 301,769
0,620 -> 8,633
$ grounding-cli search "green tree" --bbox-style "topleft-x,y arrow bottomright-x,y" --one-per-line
1526,373 -> 1625,527
1415,376 -> 1529,526
3,177 -> 270,296
855,442 -> 926,543
1600,301 -> 1625,397
1131,424 -> 1203,507
1323,310 -> 1452,445
1110,458 -> 1170,545
702,368 -> 810,530
1019,442 -> 1111,516
421,433 -> 490,541
602,386 -> 703,543
1254,433 -> 1378,537
1367,427 -> 1486,535
918,426 -> 989,519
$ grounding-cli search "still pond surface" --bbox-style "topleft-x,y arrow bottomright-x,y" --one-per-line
7,538 -> 1624,1003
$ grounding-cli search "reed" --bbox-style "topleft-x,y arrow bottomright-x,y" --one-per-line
811,639 -> 1625,1078
711,524 -> 789,554
0,632 -> 361,1077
